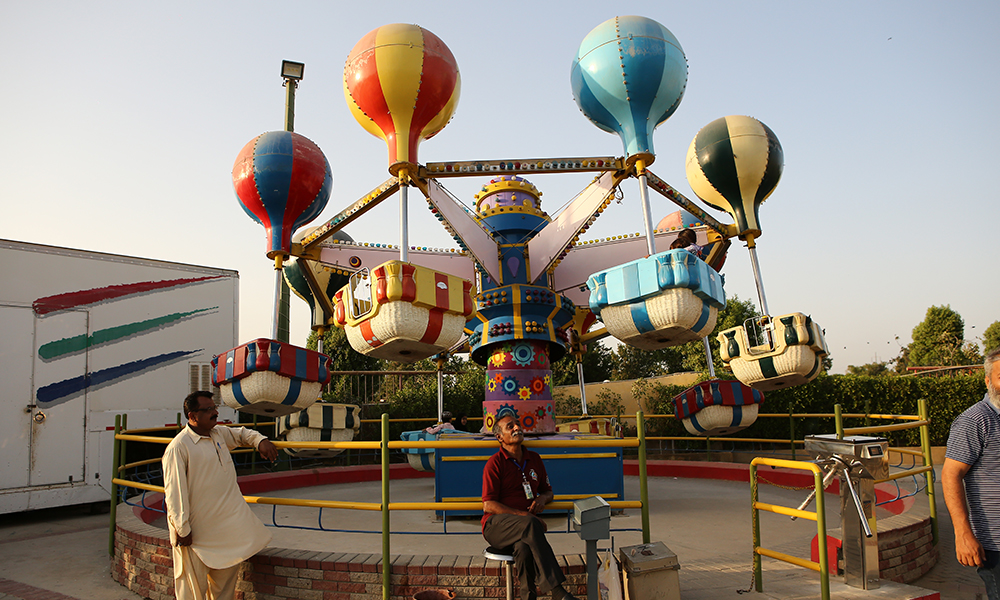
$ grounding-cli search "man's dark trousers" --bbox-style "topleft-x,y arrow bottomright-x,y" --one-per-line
484,513 -> 566,600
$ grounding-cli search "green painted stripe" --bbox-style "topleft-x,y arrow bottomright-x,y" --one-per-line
759,355 -> 779,379
805,355 -> 821,379
754,122 -> 784,204
38,307 -> 216,360
781,316 -> 798,346
695,118 -> 742,205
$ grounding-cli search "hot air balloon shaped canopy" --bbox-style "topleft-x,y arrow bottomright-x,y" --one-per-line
344,23 -> 461,175
233,131 -> 333,258
685,115 -> 783,239
571,15 -> 687,164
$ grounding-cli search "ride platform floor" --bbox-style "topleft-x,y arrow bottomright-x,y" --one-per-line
0,465 -> 986,600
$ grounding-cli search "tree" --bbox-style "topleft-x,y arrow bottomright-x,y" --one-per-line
983,321 -> 1000,355
906,305 -> 979,368
549,341 -> 615,386
678,295 -> 762,375
846,362 -> 891,376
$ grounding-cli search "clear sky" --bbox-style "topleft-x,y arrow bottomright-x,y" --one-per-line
2,1 -> 997,373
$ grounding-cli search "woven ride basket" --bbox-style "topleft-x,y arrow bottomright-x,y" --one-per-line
344,300 -> 467,362
600,287 -> 719,350
681,403 -> 760,437
277,403 -> 360,458
220,370 -> 323,417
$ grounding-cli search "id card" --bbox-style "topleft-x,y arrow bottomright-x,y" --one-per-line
523,482 -> 534,500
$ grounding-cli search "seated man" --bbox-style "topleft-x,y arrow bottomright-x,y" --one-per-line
481,414 -> 579,600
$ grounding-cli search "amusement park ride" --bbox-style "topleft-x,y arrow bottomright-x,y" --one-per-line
213,16 -> 830,457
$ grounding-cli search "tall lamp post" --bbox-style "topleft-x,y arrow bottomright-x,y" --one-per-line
275,60 -> 305,343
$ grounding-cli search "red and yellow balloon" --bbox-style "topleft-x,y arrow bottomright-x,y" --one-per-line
344,23 -> 461,173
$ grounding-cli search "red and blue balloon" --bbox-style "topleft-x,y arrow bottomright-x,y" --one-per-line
232,131 -> 333,258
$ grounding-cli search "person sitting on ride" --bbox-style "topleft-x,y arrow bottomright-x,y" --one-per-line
670,228 -> 704,259
425,411 -> 456,435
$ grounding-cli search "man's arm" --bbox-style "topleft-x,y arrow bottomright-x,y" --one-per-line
230,426 -> 278,462
942,457 -> 985,567
162,443 -> 192,546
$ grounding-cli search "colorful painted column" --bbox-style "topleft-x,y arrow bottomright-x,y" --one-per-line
466,176 -> 576,435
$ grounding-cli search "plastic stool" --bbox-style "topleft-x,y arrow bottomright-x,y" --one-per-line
483,546 -> 515,600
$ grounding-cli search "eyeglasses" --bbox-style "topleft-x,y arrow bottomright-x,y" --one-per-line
191,405 -> 219,413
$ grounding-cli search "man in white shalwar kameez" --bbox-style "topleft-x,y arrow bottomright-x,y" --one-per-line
163,391 -> 279,600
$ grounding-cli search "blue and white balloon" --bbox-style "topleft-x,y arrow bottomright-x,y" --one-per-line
571,16 -> 688,159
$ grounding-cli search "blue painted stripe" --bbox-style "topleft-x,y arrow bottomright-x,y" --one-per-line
730,405 -> 744,427
231,377 -> 249,406
268,341 -> 281,371
224,349 -> 235,380
37,350 -> 198,406
421,453 -> 433,471
689,413 -> 705,433
295,347 -> 308,379
280,378 -> 302,405
692,301 -> 712,333
630,302 -> 656,334
254,131 -> 295,231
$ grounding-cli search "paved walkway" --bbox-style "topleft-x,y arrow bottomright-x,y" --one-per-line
0,465 -> 987,599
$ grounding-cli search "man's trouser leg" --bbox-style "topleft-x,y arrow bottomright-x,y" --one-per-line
174,546 -> 241,600
978,550 -> 1000,600
484,514 -> 566,599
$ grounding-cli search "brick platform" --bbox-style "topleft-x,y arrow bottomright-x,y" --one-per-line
112,509 -> 587,600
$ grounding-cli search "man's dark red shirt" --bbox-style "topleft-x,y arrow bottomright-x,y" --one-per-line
481,446 -> 551,530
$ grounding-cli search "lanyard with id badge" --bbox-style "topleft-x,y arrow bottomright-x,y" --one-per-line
515,457 -> 534,500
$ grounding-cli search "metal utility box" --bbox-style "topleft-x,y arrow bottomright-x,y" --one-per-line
804,434 -> 889,590
620,542 -> 680,600
572,495 -> 611,540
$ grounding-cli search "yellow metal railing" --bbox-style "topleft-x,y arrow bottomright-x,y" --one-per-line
111,412 -> 650,600
750,457 -> 830,600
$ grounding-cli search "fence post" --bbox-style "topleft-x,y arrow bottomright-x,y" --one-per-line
834,404 -> 843,440
108,414 -> 122,557
750,462 -> 762,592
789,412 -> 796,460
814,469 -> 831,600
918,398 -> 939,544
381,413 -> 390,599
637,411 -> 650,544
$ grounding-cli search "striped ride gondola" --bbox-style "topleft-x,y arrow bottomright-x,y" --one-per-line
718,313 -> 829,391
673,379 -> 764,436
277,403 -> 361,458
333,261 -> 475,363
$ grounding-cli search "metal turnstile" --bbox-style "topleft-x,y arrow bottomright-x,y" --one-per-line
800,434 -> 888,590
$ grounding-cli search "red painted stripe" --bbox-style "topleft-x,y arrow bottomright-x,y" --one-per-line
32,276 -> 223,315
344,29 -> 395,156
359,319 -> 382,348
420,308 -> 444,344
400,264 -> 417,302
407,31 -> 459,160
282,135 -> 328,241
232,134 -> 269,228
433,272 -> 450,309
462,281 -> 474,316
374,266 -> 388,304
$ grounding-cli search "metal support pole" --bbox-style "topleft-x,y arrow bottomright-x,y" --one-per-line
789,412 -> 796,460
277,75 -> 297,343
835,404 -> 844,440
637,411 -> 650,544
381,414 -> 390,599
436,359 -> 445,423
586,539 -> 599,600
918,399 -> 939,544
635,160 -> 657,256
399,173 -> 409,263
702,338 -> 716,378
577,359 -> 588,417
108,414 -> 121,557
271,255 -> 284,340
745,235 -> 770,317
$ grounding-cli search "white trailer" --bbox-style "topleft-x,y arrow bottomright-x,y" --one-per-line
0,239 -> 239,513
